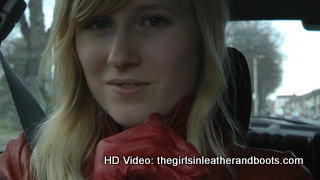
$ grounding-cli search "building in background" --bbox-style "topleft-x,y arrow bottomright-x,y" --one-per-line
270,89 -> 320,120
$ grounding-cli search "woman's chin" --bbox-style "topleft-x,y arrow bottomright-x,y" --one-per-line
111,114 -> 148,130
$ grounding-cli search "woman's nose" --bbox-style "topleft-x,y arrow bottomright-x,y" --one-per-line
107,31 -> 140,69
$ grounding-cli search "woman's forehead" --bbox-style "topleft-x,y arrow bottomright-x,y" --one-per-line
116,0 -> 194,15
72,0 -> 124,21
73,0 -> 193,19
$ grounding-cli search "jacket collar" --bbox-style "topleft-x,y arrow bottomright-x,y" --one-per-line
104,95 -> 195,140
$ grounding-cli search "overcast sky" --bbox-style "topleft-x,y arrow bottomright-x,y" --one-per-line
272,21 -> 320,99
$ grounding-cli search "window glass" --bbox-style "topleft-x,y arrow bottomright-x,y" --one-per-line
0,0 -> 54,152
227,20 -> 320,137
0,26 -> 25,151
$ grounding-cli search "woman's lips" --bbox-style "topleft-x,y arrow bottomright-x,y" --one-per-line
106,79 -> 151,98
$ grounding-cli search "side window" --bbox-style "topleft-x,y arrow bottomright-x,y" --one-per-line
0,0 -> 53,152
0,27 -> 25,151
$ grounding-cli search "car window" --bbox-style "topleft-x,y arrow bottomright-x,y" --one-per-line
227,20 -> 320,137
0,0 -> 53,152
0,26 -> 25,151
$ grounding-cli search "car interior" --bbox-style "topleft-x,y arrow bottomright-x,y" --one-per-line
0,0 -> 320,179
227,0 -> 320,179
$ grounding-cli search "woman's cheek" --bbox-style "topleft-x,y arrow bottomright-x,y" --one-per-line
77,39 -> 108,74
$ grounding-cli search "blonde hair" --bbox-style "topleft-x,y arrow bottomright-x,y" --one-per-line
188,0 -> 241,155
30,0 -> 242,179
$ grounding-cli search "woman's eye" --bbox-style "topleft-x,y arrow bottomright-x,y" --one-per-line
145,17 -> 162,26
89,20 -> 111,30
140,15 -> 170,28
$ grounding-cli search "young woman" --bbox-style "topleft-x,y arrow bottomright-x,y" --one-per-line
0,0 -> 312,179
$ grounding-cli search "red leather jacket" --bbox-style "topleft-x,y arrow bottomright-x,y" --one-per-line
0,97 -> 312,180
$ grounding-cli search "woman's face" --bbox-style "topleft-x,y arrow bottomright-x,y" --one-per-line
76,0 -> 200,129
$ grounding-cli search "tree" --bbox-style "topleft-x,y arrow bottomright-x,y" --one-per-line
226,21 -> 284,115
20,0 -> 50,109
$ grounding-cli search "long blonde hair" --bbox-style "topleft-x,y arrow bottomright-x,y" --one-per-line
188,0 -> 241,156
30,0 -> 242,179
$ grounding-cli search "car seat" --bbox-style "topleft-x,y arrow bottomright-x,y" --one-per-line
216,47 -> 252,142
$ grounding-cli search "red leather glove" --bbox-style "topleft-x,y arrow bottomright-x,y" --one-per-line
93,113 -> 209,180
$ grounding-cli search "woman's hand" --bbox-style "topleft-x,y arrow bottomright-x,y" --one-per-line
93,113 -> 209,180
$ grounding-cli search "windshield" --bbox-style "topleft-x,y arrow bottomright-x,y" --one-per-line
1,19 -> 320,151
